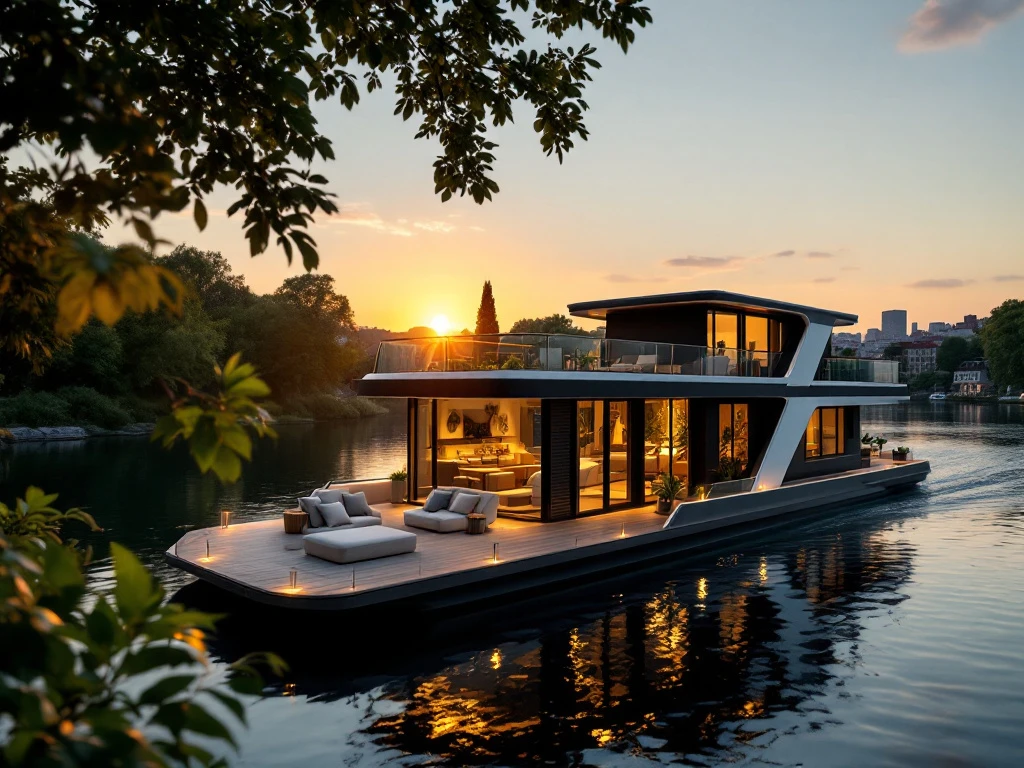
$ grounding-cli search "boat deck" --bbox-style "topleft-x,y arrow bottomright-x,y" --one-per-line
166,458 -> 929,611
167,503 -> 667,607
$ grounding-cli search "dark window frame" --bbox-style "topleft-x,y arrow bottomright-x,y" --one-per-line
805,406 -> 846,460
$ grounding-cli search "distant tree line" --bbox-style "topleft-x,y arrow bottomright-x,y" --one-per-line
1,244 -> 378,428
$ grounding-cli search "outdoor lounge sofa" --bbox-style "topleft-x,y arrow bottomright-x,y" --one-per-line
403,487 -> 499,533
297,478 -> 392,534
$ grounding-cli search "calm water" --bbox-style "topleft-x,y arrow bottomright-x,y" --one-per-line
3,403 -> 1023,767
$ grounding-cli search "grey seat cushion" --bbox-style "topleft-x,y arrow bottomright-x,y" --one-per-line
317,500 -> 351,527
423,489 -> 453,512
298,496 -> 326,528
403,509 -> 468,533
341,491 -> 375,517
303,526 -> 417,564
303,511 -> 381,534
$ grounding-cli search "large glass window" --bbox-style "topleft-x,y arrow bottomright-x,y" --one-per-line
805,407 -> 846,459
578,401 -> 604,513
644,399 -> 688,501
608,401 -> 630,507
718,403 -> 749,478
414,400 -> 433,499
745,315 -> 770,375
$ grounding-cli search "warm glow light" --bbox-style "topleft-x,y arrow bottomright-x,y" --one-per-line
430,314 -> 451,335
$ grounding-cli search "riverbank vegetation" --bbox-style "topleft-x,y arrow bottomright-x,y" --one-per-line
0,245 -> 382,429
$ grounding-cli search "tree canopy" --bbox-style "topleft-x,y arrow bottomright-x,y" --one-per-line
273,273 -> 354,328
936,335 -> 984,374
475,280 -> 500,335
509,313 -> 590,335
980,299 -> 1024,389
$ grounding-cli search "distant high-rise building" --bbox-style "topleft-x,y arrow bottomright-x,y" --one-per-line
911,322 -> 919,334
865,327 -> 882,342
881,309 -> 908,339
928,321 -> 950,334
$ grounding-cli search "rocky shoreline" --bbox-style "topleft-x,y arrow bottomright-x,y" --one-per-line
1,423 -> 155,443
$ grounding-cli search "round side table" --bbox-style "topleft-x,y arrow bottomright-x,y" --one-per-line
465,513 -> 487,535
283,510 -> 308,534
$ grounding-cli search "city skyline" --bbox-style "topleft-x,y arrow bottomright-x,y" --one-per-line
99,1 -> 1023,334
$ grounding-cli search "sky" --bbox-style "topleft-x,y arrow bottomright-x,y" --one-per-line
103,0 -> 1024,334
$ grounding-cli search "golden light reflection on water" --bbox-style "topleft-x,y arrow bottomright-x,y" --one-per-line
363,532 -> 917,764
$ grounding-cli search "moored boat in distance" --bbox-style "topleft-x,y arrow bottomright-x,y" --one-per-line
930,392 -> 947,401
166,290 -> 930,611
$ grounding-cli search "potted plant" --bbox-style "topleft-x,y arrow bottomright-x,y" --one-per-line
872,435 -> 888,458
860,433 -> 874,458
651,472 -> 685,515
893,446 -> 911,463
389,468 -> 407,504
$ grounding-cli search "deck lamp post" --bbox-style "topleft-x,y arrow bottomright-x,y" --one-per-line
220,509 -> 231,528
289,568 -> 298,591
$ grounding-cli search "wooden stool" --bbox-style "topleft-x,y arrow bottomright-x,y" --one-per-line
283,510 -> 308,534
465,513 -> 487,535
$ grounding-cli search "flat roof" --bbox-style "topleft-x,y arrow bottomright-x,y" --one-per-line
567,290 -> 858,327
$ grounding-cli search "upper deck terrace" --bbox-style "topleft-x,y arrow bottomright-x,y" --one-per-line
372,334 -> 899,384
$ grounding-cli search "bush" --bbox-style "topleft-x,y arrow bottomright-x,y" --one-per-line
0,391 -> 71,427
282,393 -> 386,420
58,387 -> 133,428
116,394 -> 167,423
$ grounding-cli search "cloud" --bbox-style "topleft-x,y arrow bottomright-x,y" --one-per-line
664,255 -> 740,269
812,277 -> 836,284
413,221 -> 455,234
900,0 -> 1024,51
322,204 -> 458,237
993,274 -> 1024,282
907,278 -> 974,288
771,250 -> 795,258
806,251 -> 836,259
604,273 -> 663,284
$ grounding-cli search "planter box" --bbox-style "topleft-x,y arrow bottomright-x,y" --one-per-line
892,453 -> 909,463
390,479 -> 406,504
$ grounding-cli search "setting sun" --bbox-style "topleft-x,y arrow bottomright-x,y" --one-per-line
429,314 -> 452,335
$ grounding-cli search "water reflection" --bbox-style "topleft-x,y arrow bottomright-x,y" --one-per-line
227,520 -> 916,766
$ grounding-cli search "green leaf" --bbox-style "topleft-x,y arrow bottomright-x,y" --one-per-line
207,689 -> 247,723
183,701 -> 238,748
194,198 -> 208,231
218,426 -> 252,461
210,445 -> 242,483
121,645 -> 198,677
110,542 -> 156,623
139,675 -> 197,706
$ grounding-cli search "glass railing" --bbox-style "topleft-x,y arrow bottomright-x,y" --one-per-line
815,358 -> 900,384
374,334 -> 782,377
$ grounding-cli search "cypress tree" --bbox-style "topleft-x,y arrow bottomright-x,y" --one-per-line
475,280 -> 499,335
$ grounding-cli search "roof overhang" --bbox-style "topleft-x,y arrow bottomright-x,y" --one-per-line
567,290 -> 857,327
357,371 -> 905,400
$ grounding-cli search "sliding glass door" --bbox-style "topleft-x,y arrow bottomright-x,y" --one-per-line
578,400 -> 632,515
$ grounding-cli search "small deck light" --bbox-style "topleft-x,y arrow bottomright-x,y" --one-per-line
200,539 -> 211,562
620,523 -> 626,539
289,568 -> 298,591
220,509 -> 231,528
351,568 -> 356,590
492,542 -> 500,563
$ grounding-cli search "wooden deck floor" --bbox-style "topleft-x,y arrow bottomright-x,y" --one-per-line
168,504 -> 668,601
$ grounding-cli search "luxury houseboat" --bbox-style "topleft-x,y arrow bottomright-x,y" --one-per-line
166,291 -> 929,611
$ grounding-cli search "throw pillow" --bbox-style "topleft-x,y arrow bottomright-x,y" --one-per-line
318,500 -> 351,527
448,492 -> 479,515
341,491 -> 374,517
298,496 -> 326,528
424,489 -> 453,513
313,488 -> 344,505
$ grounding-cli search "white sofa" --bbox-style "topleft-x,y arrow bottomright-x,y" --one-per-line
403,487 -> 499,533
524,460 -> 602,505
300,479 -> 391,534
